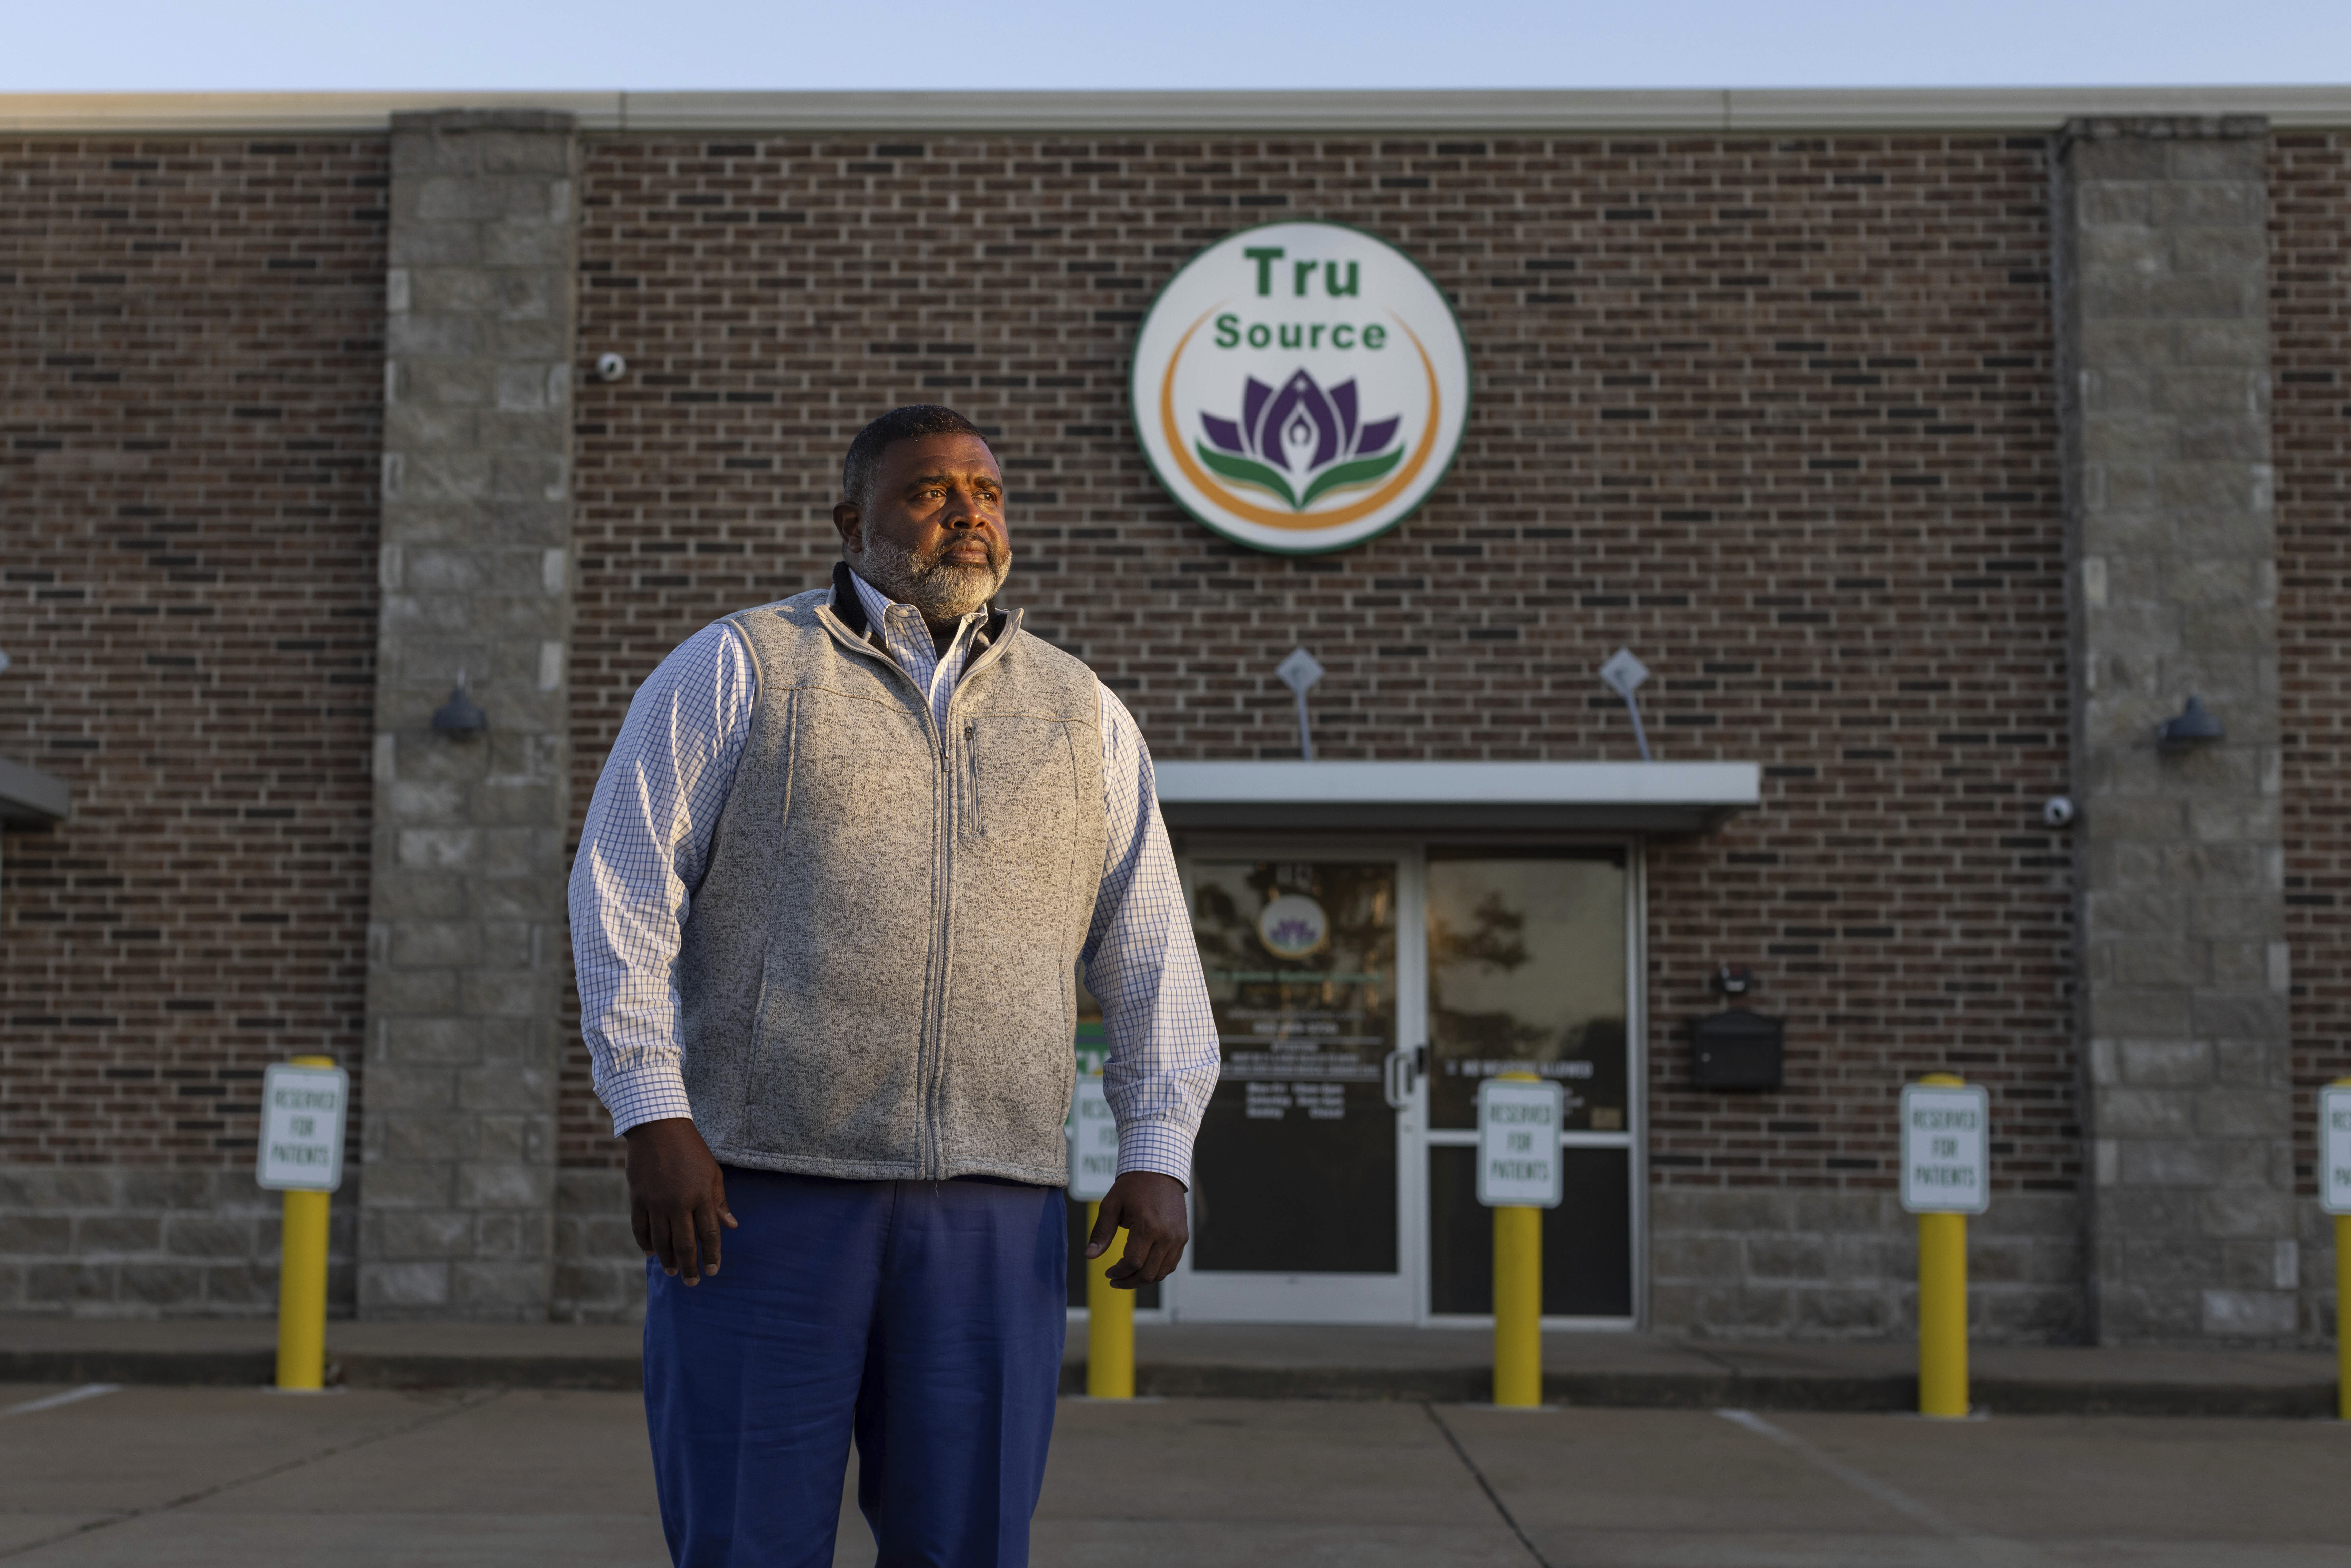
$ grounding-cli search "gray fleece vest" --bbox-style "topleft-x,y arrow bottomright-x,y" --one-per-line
673,577 -> 1107,1186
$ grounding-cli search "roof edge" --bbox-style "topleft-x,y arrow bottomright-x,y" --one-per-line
3,86 -> 2351,137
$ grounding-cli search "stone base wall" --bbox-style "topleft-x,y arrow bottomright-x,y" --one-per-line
0,1166 -> 358,1319
553,1168 -> 644,1324
2298,1204 -> 2339,1342
1650,1188 -> 2086,1342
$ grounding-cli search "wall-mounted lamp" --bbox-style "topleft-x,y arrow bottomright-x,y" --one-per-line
2157,696 -> 2224,751
1275,647 -> 1325,761
432,672 -> 487,738
1598,647 -> 1654,762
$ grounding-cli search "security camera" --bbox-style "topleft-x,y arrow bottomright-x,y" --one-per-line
2042,795 -> 2075,828
594,351 -> 627,383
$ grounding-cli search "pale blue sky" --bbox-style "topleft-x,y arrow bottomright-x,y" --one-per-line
2,0 -> 2347,92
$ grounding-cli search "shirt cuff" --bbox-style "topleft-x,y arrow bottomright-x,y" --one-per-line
1115,1118 -> 1195,1189
600,1060 -> 695,1137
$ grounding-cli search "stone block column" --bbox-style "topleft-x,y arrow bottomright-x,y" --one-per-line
359,111 -> 580,1320
2054,116 -> 2299,1343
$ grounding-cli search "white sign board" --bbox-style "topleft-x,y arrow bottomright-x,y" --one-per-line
1128,220 -> 1475,556
2321,1084 -> 2351,1216
1477,1079 -> 1563,1208
256,1062 -> 348,1192
1068,1074 -> 1119,1203
1900,1082 -> 1990,1215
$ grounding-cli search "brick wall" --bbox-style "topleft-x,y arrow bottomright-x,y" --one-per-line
7,117 -> 2342,1337
2272,130 -> 2351,1337
0,138 -> 386,1312
561,133 -> 2079,1334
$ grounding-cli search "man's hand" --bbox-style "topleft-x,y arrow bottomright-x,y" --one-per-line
624,1118 -> 736,1285
1085,1170 -> 1188,1289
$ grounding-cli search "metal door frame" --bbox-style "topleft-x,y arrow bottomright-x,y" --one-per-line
1160,841 -> 1421,1324
1413,837 -> 1643,1331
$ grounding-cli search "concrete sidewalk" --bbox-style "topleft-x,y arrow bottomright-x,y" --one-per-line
4,1382 -> 2348,1565
0,1318 -> 2335,1418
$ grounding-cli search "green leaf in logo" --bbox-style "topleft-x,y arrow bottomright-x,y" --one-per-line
1298,444 -> 1406,508
1195,443 -> 1300,509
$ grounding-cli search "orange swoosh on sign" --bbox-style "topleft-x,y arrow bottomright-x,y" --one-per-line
1159,307 -> 1442,531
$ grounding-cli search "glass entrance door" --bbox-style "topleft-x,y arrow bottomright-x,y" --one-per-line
1421,849 -> 1636,1323
1173,855 -> 1416,1322
1164,843 -> 1639,1327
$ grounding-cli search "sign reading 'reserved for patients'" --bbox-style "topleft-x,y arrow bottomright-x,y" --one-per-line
256,1062 -> 348,1193
2320,1083 -> 2351,1216
1067,1074 -> 1119,1203
1900,1082 -> 1990,1215
1477,1078 -> 1564,1208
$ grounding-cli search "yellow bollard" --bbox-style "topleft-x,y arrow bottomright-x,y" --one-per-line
2336,1209 -> 2349,1425
1917,1210 -> 1968,1417
1493,1203 -> 1543,1407
1085,1201 -> 1134,1400
2333,1077 -> 2351,1424
275,1054 -> 335,1391
1916,1070 -> 1969,1418
2332,1203 -> 2351,1420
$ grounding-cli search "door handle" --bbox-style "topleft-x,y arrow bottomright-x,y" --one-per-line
1383,1047 -> 1421,1109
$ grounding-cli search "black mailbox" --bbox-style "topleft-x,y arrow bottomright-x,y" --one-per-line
1689,1009 -> 1784,1090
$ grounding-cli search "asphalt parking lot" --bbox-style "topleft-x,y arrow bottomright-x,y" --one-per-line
0,1381 -> 2344,1566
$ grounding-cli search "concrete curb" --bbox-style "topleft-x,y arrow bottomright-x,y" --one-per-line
1967,1376 -> 2335,1420
5,1348 -> 2331,1418
0,1348 -> 642,1393
0,1348 -> 277,1389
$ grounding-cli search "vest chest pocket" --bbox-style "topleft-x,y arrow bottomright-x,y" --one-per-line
961,715 -> 1080,844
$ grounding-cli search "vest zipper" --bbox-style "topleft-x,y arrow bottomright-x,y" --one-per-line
918,631 -> 1021,1180
924,727 -> 951,1180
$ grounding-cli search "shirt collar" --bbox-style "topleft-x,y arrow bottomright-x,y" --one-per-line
844,566 -> 989,651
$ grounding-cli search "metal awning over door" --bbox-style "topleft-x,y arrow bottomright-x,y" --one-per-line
1154,760 -> 1760,834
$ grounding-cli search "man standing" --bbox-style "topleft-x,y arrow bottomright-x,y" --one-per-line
569,406 -> 1219,1566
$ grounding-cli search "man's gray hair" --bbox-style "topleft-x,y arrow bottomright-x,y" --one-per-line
840,405 -> 992,510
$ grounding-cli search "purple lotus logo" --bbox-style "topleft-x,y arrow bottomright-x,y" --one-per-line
1256,893 -> 1330,959
1197,369 -> 1405,512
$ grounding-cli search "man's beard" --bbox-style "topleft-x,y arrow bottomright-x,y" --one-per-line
856,530 -> 1010,620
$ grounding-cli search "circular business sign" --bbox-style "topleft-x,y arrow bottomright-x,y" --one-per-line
1257,894 -> 1331,960
1130,221 -> 1473,555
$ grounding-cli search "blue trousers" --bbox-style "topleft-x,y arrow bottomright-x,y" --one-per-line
643,1168 -> 1067,1568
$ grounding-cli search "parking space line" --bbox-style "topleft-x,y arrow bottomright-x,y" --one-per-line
1715,1408 -> 2056,1567
0,1385 -> 120,1419
1424,1404 -> 1553,1568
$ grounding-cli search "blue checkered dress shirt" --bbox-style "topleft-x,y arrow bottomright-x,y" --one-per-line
568,569 -> 1220,1185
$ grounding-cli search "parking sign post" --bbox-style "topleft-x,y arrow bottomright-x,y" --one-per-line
1478,1074 -> 1563,1408
1068,1073 -> 1132,1399
1901,1073 -> 1989,1420
256,1056 -> 348,1392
